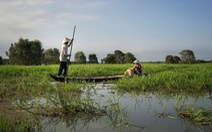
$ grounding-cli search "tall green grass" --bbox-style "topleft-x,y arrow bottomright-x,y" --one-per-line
0,114 -> 38,132
0,63 -> 211,91
0,63 -> 211,131
116,63 -> 212,91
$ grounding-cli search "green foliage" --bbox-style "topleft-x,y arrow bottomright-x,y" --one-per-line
114,50 -> 125,64
102,53 -> 116,64
0,63 -> 211,92
0,56 -> 2,65
88,53 -> 98,63
173,56 -> 181,63
116,63 -> 212,91
0,114 -> 36,132
178,107 -> 212,125
179,49 -> 196,64
101,50 -> 136,64
6,38 -> 43,65
0,63 -> 211,131
124,52 -> 136,63
165,55 -> 181,64
175,96 -> 212,125
74,51 -> 86,63
68,64 -> 129,76
43,48 -> 60,64
165,55 -> 174,63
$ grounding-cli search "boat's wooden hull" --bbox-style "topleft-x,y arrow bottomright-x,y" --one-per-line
49,74 -> 124,82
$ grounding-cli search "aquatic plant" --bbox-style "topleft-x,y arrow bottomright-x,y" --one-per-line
175,94 -> 212,126
0,63 -> 211,131
12,82 -> 145,131
178,107 -> 212,125
116,63 -> 212,91
0,113 -> 39,132
1,64 -> 211,91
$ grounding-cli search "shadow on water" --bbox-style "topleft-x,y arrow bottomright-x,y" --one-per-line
14,83 -> 211,132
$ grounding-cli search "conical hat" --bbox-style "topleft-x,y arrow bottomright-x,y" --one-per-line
62,37 -> 71,44
133,59 -> 140,64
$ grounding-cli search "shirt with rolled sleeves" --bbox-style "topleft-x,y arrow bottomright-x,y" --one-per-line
59,44 -> 69,62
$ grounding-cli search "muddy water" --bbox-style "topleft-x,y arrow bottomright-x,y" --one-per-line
41,83 -> 211,132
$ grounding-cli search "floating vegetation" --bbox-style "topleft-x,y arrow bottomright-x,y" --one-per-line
178,107 -> 212,125
175,94 -> 212,126
155,111 -> 176,119
12,83 -> 144,131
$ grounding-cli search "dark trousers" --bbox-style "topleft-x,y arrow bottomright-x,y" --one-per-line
58,61 -> 68,76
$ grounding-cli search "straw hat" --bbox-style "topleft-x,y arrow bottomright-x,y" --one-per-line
62,37 -> 71,44
133,59 -> 140,64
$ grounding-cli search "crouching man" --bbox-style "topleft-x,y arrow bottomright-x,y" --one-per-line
125,59 -> 142,77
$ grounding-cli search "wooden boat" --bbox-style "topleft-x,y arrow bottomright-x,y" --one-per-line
49,74 -> 124,82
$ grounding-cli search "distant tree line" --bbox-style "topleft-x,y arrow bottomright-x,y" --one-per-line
165,49 -> 209,64
73,50 -> 136,64
1,38 -> 211,65
5,38 -> 43,65
101,50 -> 136,64
1,38 -> 138,65
165,55 -> 181,64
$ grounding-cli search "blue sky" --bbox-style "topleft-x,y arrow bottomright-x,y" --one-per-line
0,0 -> 211,61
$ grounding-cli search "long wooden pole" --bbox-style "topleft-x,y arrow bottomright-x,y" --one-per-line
66,25 -> 76,76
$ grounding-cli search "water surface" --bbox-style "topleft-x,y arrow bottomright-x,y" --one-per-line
41,83 -> 211,132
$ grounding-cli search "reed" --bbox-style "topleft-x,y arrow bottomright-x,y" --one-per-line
116,63 -> 212,91
178,107 -> 212,125
1,63 -> 211,97
1,64 -> 211,98
0,114 -> 38,132
0,64 -> 211,131
175,94 -> 212,126
13,85 -> 140,130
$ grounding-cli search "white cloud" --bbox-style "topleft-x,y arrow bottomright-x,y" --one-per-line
1,0 -> 210,61
0,0 -> 103,32
0,0 -> 53,30
0,0 -> 105,57
68,1 -> 108,9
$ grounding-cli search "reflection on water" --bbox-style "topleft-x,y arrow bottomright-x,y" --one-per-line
38,83 -> 212,132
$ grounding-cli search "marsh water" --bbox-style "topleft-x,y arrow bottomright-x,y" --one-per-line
32,83 -> 211,132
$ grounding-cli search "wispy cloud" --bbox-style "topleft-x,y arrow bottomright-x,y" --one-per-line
0,0 -> 54,31
73,1 -> 108,9
0,0 -> 106,57
0,0 -> 104,32
1,0 -> 210,60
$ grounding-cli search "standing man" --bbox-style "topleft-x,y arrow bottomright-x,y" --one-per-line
58,37 -> 74,76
